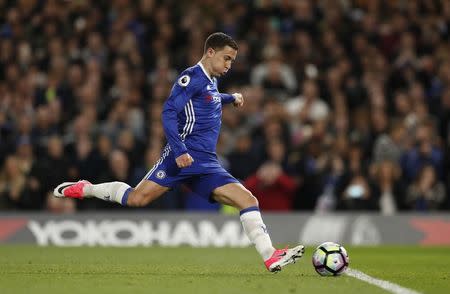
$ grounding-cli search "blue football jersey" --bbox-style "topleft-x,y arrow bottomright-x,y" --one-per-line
162,62 -> 235,159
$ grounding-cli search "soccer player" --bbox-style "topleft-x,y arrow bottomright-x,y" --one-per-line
54,32 -> 304,272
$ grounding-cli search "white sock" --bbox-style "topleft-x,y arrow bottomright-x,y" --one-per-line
240,207 -> 275,260
83,181 -> 132,205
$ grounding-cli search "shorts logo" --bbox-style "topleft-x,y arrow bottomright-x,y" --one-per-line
156,170 -> 166,179
177,75 -> 190,87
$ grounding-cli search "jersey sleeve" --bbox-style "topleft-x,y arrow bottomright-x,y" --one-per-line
220,93 -> 236,104
162,72 -> 200,158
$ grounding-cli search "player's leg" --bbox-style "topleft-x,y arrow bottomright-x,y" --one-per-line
54,179 -> 170,207
212,182 -> 275,259
212,182 -> 304,272
54,145 -> 174,207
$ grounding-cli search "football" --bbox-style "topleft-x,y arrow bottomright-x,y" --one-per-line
312,242 -> 349,276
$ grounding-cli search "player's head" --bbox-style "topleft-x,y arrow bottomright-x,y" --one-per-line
203,32 -> 238,77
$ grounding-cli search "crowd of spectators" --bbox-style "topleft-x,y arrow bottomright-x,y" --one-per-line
0,0 -> 449,213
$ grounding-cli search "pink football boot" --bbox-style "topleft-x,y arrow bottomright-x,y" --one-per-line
264,245 -> 305,272
53,180 -> 91,199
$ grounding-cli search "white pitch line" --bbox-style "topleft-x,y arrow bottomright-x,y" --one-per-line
346,268 -> 423,294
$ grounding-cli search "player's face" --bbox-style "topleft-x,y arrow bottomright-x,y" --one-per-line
208,46 -> 237,77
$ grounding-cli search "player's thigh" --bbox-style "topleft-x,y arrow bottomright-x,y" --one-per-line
212,182 -> 258,210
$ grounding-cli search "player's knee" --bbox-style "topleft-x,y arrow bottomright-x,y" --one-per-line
213,185 -> 259,209
126,192 -> 141,207
127,191 -> 152,207
241,189 -> 258,207
248,194 -> 259,207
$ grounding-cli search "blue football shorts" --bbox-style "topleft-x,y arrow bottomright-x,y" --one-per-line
145,148 -> 239,202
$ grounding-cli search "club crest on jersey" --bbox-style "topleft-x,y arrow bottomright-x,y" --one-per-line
177,75 -> 190,87
156,170 -> 166,179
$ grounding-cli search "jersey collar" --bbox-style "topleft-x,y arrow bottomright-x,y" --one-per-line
197,61 -> 213,83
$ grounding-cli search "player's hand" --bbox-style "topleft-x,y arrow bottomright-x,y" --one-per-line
176,153 -> 194,168
232,93 -> 244,107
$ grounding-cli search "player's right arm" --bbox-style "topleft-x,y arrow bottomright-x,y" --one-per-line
162,72 -> 198,168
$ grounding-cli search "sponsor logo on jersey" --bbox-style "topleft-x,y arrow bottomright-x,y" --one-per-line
205,95 -> 221,103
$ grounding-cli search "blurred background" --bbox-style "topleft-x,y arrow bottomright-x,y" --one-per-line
0,0 -> 449,215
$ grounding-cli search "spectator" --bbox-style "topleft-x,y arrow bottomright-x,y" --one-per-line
401,121 -> 444,182
245,140 -> 296,211
370,160 -> 405,215
372,121 -> 407,163
28,135 -> 70,208
228,131 -> 258,181
314,155 -> 346,213
250,45 -> 297,98
46,193 -> 76,214
405,164 -> 446,211
0,155 -> 28,209
337,173 -> 379,211
335,143 -> 378,211
285,79 -> 329,125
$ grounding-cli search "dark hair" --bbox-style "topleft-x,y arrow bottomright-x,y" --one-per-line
204,32 -> 238,53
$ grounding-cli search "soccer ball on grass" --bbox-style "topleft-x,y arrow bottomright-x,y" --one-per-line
312,242 -> 349,276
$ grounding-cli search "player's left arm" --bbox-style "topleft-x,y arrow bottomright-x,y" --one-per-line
220,93 -> 244,107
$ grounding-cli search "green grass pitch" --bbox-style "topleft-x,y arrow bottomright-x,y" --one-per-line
0,246 -> 449,294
